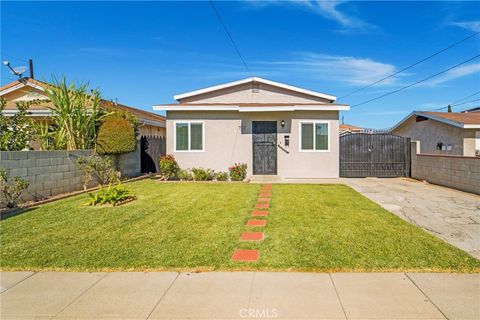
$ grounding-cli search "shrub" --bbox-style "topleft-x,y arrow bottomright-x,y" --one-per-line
76,155 -> 120,187
159,155 -> 179,180
96,116 -> 136,155
86,184 -> 135,206
178,169 -> 194,181
229,163 -> 247,181
0,98 -> 38,151
191,167 -> 215,181
215,171 -> 229,181
0,169 -> 29,208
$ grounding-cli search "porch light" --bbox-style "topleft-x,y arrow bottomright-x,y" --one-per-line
281,120 -> 285,127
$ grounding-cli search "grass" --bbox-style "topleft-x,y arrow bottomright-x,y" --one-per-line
1,180 -> 478,272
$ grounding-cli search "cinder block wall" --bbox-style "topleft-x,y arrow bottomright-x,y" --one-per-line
0,147 -> 141,204
411,141 -> 480,195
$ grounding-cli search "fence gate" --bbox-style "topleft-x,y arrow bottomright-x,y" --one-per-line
340,133 -> 410,178
140,136 -> 166,173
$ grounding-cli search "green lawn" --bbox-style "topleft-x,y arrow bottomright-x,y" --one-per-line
1,180 -> 478,272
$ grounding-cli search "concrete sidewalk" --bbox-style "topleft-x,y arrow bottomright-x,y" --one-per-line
1,272 -> 478,319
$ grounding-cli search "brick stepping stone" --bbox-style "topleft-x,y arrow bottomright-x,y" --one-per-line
232,249 -> 259,262
259,192 -> 271,197
252,210 -> 268,216
257,197 -> 270,202
255,203 -> 269,209
240,232 -> 264,241
247,219 -> 267,227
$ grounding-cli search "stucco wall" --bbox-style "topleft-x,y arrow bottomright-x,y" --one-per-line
178,82 -> 332,104
166,110 -> 340,179
393,116 -> 466,155
410,141 -> 480,195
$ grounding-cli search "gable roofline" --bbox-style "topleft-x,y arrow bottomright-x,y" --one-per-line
173,77 -> 337,102
390,111 -> 480,132
0,78 -> 166,125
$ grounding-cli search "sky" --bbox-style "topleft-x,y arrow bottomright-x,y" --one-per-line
1,1 -> 480,129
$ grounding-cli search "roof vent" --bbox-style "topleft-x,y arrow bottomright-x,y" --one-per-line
252,82 -> 259,93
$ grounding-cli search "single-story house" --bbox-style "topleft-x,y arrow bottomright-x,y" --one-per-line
340,123 -> 364,135
0,78 -> 166,141
391,111 -> 480,157
154,77 -> 349,179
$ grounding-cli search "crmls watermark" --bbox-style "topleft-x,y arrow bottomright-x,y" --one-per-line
239,308 -> 278,318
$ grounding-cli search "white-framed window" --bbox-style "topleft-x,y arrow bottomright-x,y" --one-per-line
475,131 -> 480,157
174,121 -> 204,152
299,120 -> 330,152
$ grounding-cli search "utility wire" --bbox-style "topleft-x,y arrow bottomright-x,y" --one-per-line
429,90 -> 480,111
351,54 -> 480,108
339,31 -> 480,100
209,0 -> 251,76
450,90 -> 480,105
452,98 -> 480,107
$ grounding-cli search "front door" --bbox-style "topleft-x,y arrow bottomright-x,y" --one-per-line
252,121 -> 277,175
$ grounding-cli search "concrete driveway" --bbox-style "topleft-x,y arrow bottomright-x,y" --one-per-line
345,178 -> 480,259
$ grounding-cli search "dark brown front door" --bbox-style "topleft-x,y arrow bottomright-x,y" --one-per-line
252,121 -> 277,175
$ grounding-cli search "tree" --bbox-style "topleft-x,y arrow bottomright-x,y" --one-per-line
43,77 -> 108,150
0,97 -> 38,151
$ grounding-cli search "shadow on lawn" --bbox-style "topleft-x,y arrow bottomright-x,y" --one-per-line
0,207 -> 38,221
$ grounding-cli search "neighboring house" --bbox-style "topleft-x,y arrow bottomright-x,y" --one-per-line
154,77 -> 349,179
391,111 -> 480,157
340,123 -> 364,135
0,78 -> 166,141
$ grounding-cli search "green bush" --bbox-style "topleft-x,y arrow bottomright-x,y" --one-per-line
191,167 -> 215,181
229,163 -> 247,181
76,155 -> 120,187
86,184 -> 135,207
178,169 -> 194,181
96,116 -> 136,155
159,155 -> 179,180
215,171 -> 229,181
0,168 -> 30,208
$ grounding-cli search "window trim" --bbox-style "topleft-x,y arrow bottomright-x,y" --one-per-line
298,120 -> 330,152
174,120 -> 205,152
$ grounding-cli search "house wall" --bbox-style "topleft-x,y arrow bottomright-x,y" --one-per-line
139,125 -> 166,137
410,141 -> 480,195
178,82 -> 333,104
166,110 -> 340,179
393,116 -> 466,155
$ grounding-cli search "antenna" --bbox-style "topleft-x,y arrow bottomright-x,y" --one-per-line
2,61 -> 28,78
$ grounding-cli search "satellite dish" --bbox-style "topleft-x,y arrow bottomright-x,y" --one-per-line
11,66 -> 27,76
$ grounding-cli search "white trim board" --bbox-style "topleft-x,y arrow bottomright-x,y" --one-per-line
154,105 -> 350,112
0,81 -> 46,96
173,77 -> 337,102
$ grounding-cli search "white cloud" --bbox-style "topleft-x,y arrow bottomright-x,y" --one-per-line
424,63 -> 480,86
245,0 -> 376,32
262,52 -> 400,86
450,20 -> 480,32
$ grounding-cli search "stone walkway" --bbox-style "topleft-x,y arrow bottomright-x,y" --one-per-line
1,271 -> 478,319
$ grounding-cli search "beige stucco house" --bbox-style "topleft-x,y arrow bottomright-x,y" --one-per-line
391,111 -> 480,157
154,77 -> 349,179
0,78 -> 166,141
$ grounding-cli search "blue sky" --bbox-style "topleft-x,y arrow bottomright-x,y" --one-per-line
1,1 -> 479,128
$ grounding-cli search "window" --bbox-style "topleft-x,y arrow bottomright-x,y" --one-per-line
175,121 -> 204,151
299,121 -> 329,151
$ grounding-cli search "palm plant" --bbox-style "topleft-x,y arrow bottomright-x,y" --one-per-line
44,77 -> 108,150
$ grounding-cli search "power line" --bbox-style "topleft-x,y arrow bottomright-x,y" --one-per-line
339,31 -> 480,100
429,90 -> 480,111
450,90 -> 480,105
452,98 -> 480,107
351,54 -> 480,108
209,0 -> 251,76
